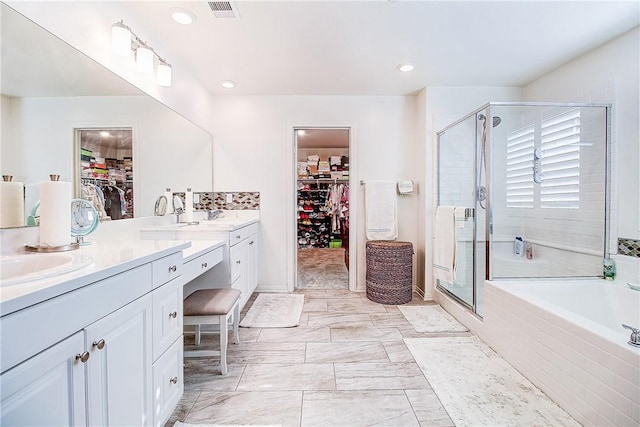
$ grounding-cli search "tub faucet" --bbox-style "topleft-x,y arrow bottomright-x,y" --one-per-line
622,324 -> 640,348
208,209 -> 224,220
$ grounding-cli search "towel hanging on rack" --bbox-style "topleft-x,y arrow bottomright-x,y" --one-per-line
364,180 -> 397,241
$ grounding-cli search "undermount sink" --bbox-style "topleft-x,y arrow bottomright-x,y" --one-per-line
0,252 -> 94,286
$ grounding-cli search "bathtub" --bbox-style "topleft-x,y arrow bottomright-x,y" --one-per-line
481,279 -> 640,427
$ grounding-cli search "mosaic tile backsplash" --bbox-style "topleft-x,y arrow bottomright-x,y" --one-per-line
618,238 -> 640,258
174,192 -> 260,211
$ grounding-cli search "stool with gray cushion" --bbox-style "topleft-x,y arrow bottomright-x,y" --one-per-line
183,288 -> 241,375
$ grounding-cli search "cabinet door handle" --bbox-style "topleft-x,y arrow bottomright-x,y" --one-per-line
235,235 -> 241,239
169,311 -> 178,319
169,376 -> 178,385
236,260 -> 241,264
75,352 -> 90,363
202,262 -> 208,268
249,241 -> 255,245
92,339 -> 106,350
169,265 -> 177,273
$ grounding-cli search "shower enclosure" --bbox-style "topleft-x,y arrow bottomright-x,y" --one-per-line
437,102 -> 610,317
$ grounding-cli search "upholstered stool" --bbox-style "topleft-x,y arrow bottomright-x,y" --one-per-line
183,288 -> 241,375
365,241 -> 413,305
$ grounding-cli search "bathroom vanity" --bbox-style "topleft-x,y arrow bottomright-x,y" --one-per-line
140,215 -> 260,310
0,238 -> 223,427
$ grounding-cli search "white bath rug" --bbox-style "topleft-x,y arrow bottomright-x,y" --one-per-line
240,293 -> 304,328
174,422 -> 281,427
398,305 -> 468,332
404,336 -> 579,427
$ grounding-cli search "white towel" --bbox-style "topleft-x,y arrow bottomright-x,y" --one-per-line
365,181 -> 397,240
433,206 -> 457,284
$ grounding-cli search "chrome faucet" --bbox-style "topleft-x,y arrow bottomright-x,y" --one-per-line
174,206 -> 184,223
207,209 -> 224,220
622,324 -> 640,348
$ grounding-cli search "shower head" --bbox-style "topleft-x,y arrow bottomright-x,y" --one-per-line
479,114 -> 501,128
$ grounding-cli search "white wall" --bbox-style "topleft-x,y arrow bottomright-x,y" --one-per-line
209,95 -> 420,292
1,95 -> 212,218
424,86 -> 523,299
523,26 -> 639,278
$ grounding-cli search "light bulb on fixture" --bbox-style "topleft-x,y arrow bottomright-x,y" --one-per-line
136,44 -> 154,74
111,20 -> 172,87
157,61 -> 172,87
111,21 -> 132,56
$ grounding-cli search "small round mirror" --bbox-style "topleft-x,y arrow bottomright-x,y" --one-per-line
70,198 -> 99,242
173,195 -> 184,212
154,195 -> 167,216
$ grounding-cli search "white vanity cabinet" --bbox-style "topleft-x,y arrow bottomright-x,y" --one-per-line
184,223 -> 259,310
0,245 -> 187,427
0,331 -> 87,426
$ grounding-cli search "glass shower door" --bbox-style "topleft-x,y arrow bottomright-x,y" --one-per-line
437,114 -> 478,309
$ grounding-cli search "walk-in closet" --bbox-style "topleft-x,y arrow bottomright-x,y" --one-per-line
295,128 -> 350,289
77,128 -> 134,221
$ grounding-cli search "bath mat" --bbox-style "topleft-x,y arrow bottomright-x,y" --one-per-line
240,293 -> 304,328
398,305 -> 468,332
174,422 -> 281,427
404,336 -> 579,426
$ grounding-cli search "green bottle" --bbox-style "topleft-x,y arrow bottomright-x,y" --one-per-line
603,258 -> 616,280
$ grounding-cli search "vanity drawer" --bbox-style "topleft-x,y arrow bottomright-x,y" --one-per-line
152,252 -> 183,289
229,223 -> 258,246
152,337 -> 183,427
183,246 -> 224,283
152,278 -> 183,361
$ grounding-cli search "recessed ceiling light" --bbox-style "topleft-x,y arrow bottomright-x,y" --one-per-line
171,8 -> 196,25
221,80 -> 236,89
397,64 -> 415,72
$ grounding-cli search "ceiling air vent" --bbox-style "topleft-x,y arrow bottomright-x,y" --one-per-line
207,1 -> 239,19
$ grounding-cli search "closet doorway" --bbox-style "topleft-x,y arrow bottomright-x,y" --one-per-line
75,128 -> 133,221
295,128 -> 350,289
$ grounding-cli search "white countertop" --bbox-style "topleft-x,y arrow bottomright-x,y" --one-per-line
140,217 -> 259,233
0,239 -> 190,316
183,240 -> 225,263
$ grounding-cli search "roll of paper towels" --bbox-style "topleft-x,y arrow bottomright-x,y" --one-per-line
0,181 -> 25,227
185,188 -> 194,222
39,180 -> 72,247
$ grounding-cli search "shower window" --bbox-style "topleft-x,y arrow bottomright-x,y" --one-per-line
540,109 -> 581,209
506,125 -> 535,208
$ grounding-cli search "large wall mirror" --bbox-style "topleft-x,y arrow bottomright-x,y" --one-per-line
0,3 -> 213,228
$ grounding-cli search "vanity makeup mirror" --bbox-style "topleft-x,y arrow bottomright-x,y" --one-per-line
0,3 -> 213,228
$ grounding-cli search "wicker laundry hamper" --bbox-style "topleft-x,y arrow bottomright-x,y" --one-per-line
365,241 -> 413,305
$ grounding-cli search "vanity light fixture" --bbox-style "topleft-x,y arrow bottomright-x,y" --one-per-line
111,20 -> 172,87
397,63 -> 415,72
221,80 -> 236,89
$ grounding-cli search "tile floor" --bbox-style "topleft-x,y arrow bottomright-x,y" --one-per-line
297,248 -> 348,289
168,290 -> 459,426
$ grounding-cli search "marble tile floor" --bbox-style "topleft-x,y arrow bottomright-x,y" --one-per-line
168,290 -> 572,426
297,248 -> 348,289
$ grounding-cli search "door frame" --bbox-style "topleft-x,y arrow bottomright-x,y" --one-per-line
289,126 -> 356,292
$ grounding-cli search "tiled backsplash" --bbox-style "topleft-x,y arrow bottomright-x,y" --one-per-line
618,238 -> 640,258
174,192 -> 260,211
